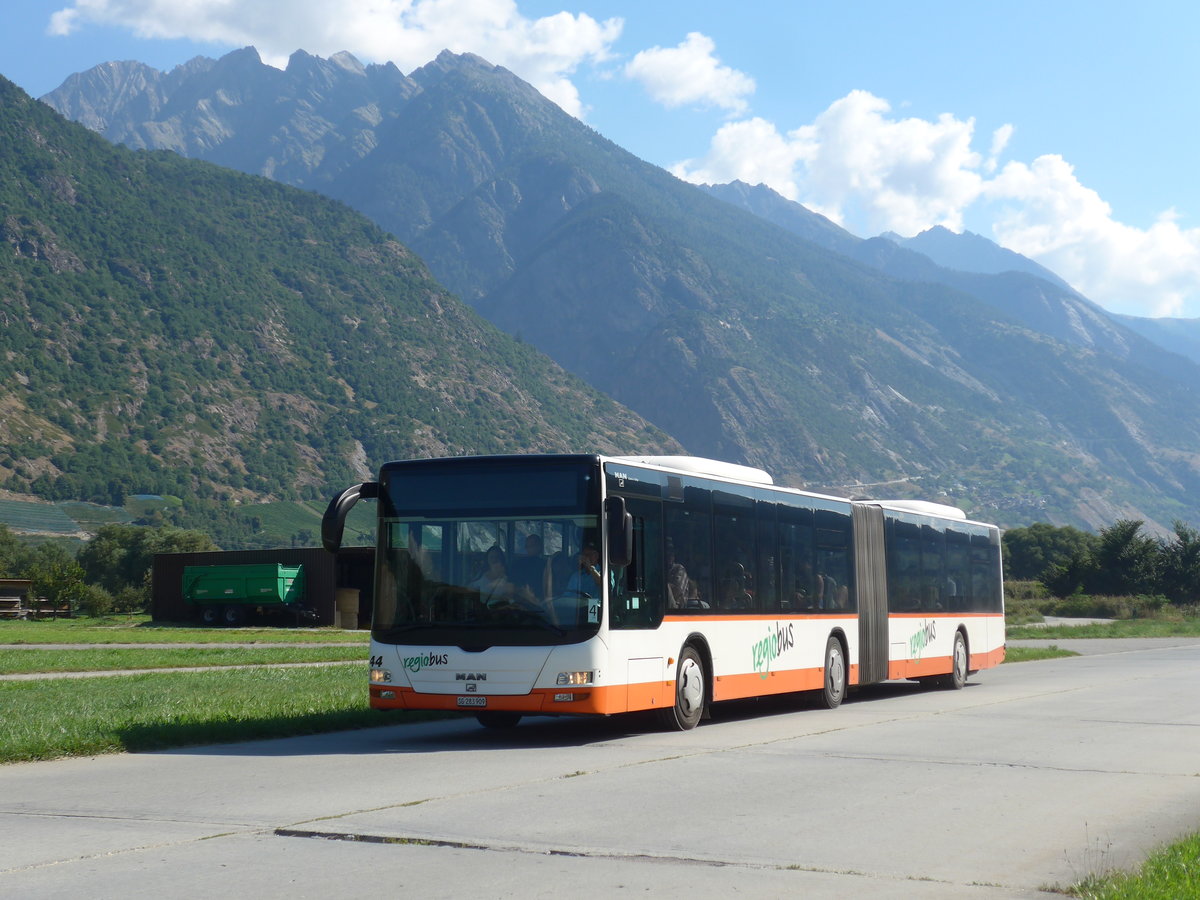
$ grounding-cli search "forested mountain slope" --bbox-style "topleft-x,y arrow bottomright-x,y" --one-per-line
0,75 -> 677,514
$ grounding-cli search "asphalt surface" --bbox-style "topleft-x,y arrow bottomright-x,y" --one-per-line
2,637 -> 1199,898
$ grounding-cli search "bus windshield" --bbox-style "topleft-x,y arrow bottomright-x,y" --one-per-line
372,459 -> 602,647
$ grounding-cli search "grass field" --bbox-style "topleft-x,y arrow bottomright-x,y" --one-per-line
0,615 -> 368,644
0,665 -> 444,763
1007,619 -> 1200,640
1004,645 -> 1077,663
1071,832 -> 1200,898
0,646 -> 364,674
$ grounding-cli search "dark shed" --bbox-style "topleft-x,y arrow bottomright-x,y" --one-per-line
152,547 -> 374,626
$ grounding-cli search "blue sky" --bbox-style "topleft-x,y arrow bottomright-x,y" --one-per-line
4,1 -> 1199,319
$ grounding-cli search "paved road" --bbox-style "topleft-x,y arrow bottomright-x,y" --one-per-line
2,638 -> 1199,899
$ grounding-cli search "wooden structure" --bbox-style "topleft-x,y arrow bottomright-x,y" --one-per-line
0,579 -> 33,619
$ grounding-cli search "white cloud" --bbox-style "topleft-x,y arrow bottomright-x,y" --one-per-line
986,123 -> 1013,174
669,117 -> 803,196
46,0 -> 622,117
986,156 -> 1200,317
675,90 -> 985,236
674,90 -> 1200,317
625,32 -> 753,114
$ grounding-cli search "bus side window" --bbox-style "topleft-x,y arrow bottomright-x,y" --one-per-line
612,499 -> 664,630
756,502 -> 779,612
665,499 -> 711,610
816,507 -> 853,611
714,508 -> 755,612
779,505 -> 815,611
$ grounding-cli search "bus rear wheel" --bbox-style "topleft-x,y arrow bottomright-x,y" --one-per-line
659,646 -> 705,730
821,635 -> 847,709
941,632 -> 968,690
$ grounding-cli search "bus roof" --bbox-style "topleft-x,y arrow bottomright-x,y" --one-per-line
610,455 -> 774,485
870,499 -> 968,521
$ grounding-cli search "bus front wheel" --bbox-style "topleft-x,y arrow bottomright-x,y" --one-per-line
660,646 -> 706,730
821,636 -> 847,709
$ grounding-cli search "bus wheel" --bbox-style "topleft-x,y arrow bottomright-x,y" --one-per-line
476,712 -> 521,729
821,636 -> 847,709
943,632 -> 968,690
660,646 -> 705,730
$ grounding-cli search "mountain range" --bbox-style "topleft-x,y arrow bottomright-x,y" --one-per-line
0,73 -> 676,526
23,47 -> 1200,533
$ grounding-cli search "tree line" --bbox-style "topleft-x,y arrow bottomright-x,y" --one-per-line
1003,519 -> 1200,602
5,517 -> 1193,618
0,523 -> 215,616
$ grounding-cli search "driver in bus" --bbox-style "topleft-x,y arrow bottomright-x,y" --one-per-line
565,543 -> 604,597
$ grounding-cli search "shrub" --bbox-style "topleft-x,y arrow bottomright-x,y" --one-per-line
75,584 -> 115,617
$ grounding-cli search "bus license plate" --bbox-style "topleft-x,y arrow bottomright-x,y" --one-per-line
456,696 -> 487,707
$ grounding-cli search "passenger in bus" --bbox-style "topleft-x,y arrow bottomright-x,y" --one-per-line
565,543 -> 604,597
666,541 -> 698,609
814,572 -> 830,608
817,572 -> 846,610
471,546 -> 514,605
719,562 -> 753,609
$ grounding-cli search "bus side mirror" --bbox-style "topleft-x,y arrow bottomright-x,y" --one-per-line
606,497 -> 633,568
322,482 -> 379,553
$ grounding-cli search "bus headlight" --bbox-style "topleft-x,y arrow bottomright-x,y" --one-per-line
370,668 -> 392,684
556,671 -> 594,686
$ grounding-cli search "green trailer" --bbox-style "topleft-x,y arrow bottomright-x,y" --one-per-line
183,564 -> 309,626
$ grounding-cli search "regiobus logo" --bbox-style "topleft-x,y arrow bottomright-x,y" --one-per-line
751,622 -> 795,679
403,653 -> 449,673
909,620 -> 937,659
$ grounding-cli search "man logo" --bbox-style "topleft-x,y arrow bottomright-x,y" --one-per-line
456,673 -> 487,681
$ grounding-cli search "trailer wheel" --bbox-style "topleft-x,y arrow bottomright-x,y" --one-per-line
222,605 -> 244,626
200,606 -> 220,626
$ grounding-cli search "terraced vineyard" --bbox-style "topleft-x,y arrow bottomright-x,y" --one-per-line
234,500 -> 375,547
0,496 -> 374,549
0,499 -> 84,535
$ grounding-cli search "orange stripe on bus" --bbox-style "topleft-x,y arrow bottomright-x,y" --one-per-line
369,643 -> 1006,715
711,666 -> 826,701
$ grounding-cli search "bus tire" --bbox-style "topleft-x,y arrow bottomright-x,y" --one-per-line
660,645 -> 705,730
821,635 -> 847,709
476,712 -> 521,729
942,631 -> 968,690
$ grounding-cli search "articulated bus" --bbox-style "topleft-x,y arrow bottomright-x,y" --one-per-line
322,454 -> 1005,730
